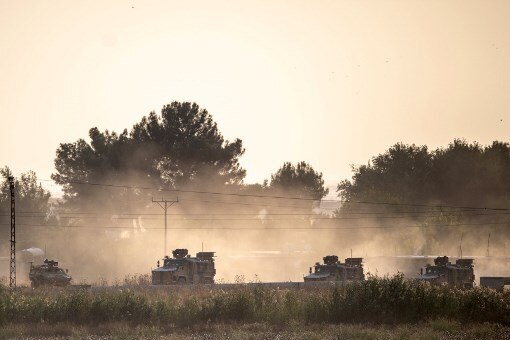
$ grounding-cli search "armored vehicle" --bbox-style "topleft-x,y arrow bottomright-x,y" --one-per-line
480,276 -> 510,292
151,248 -> 216,285
304,255 -> 365,282
417,256 -> 474,288
29,259 -> 72,288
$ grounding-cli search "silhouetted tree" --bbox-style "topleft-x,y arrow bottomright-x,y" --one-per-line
131,102 -> 245,188
51,102 -> 245,210
0,167 -> 53,250
336,140 -> 510,253
269,161 -> 328,200
0,166 -> 51,213
338,139 -> 510,211
338,143 -> 432,207
430,140 -> 510,207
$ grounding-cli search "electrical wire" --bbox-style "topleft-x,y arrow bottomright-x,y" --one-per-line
2,210 -> 510,220
37,178 -> 510,211
0,221 -> 509,230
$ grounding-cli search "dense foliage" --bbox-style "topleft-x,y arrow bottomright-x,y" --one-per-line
338,139 -> 510,209
0,167 -> 53,251
0,167 -> 51,214
52,102 -> 245,210
49,102 -> 329,218
0,276 -> 509,326
269,161 -> 328,200
335,140 -> 510,253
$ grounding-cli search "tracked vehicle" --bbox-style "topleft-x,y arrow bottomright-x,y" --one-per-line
304,255 -> 364,282
29,259 -> 72,288
417,256 -> 474,288
151,248 -> 216,284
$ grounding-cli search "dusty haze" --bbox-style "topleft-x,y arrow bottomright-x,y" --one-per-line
1,0 -> 510,285
4,181 -> 510,286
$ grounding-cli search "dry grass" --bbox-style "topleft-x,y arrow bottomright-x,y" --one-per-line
0,275 -> 509,332
1,321 -> 509,339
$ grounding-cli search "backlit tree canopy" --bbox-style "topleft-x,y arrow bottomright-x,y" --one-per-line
338,140 -> 510,209
269,161 -> 328,200
0,166 -> 51,213
52,102 -> 245,209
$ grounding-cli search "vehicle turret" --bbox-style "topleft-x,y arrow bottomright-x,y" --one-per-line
456,258 -> 474,268
345,258 -> 363,266
323,255 -> 338,265
434,256 -> 449,266
197,252 -> 215,261
172,248 -> 188,259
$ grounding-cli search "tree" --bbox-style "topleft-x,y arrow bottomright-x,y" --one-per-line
337,143 -> 432,207
337,139 -> 510,213
0,167 -> 53,251
335,140 -> 510,254
51,102 -> 246,210
269,161 -> 328,200
131,102 -> 245,188
0,166 -> 51,213
430,140 -> 510,207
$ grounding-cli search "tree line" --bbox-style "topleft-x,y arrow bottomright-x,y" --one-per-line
2,101 -> 510,220
339,140 -> 510,210
0,102 -> 327,224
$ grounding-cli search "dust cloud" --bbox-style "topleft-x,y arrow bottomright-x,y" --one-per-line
2,180 -> 510,286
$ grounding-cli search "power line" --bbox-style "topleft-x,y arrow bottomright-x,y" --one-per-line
37,185 -> 321,211
0,210 -> 432,217
177,197 -> 317,209
2,208 -> 509,219
38,178 -> 510,211
330,199 -> 508,212
51,179 -> 326,202
0,205 -> 499,216
1,220 -> 509,230
3,211 -> 510,221
3,207 -> 509,217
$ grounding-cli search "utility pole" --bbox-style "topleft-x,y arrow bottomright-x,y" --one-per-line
152,197 -> 178,256
459,232 -> 464,259
487,233 -> 491,257
8,176 -> 15,288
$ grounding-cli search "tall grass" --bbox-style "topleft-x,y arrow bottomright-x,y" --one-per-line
0,274 -> 508,326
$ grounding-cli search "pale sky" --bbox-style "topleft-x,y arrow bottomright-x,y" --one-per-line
1,0 -> 509,196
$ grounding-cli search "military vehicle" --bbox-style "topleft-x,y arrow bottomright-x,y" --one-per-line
151,248 -> 216,285
480,276 -> 510,292
29,259 -> 72,288
417,256 -> 475,288
304,255 -> 365,282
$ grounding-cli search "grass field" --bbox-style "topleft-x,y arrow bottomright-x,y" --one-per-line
1,321 -> 510,339
1,275 -> 509,338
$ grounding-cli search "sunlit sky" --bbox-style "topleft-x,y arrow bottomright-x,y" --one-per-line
1,0 -> 509,196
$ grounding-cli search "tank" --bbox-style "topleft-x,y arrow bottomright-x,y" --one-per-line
304,256 -> 364,282
417,256 -> 475,288
151,249 -> 216,284
29,259 -> 72,288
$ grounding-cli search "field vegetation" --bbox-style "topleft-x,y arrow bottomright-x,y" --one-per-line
1,321 -> 509,339
1,275 -> 509,338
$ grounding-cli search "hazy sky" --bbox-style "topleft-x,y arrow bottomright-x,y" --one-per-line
1,0 -> 509,195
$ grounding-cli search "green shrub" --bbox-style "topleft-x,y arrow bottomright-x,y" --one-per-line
1,276 -> 509,326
